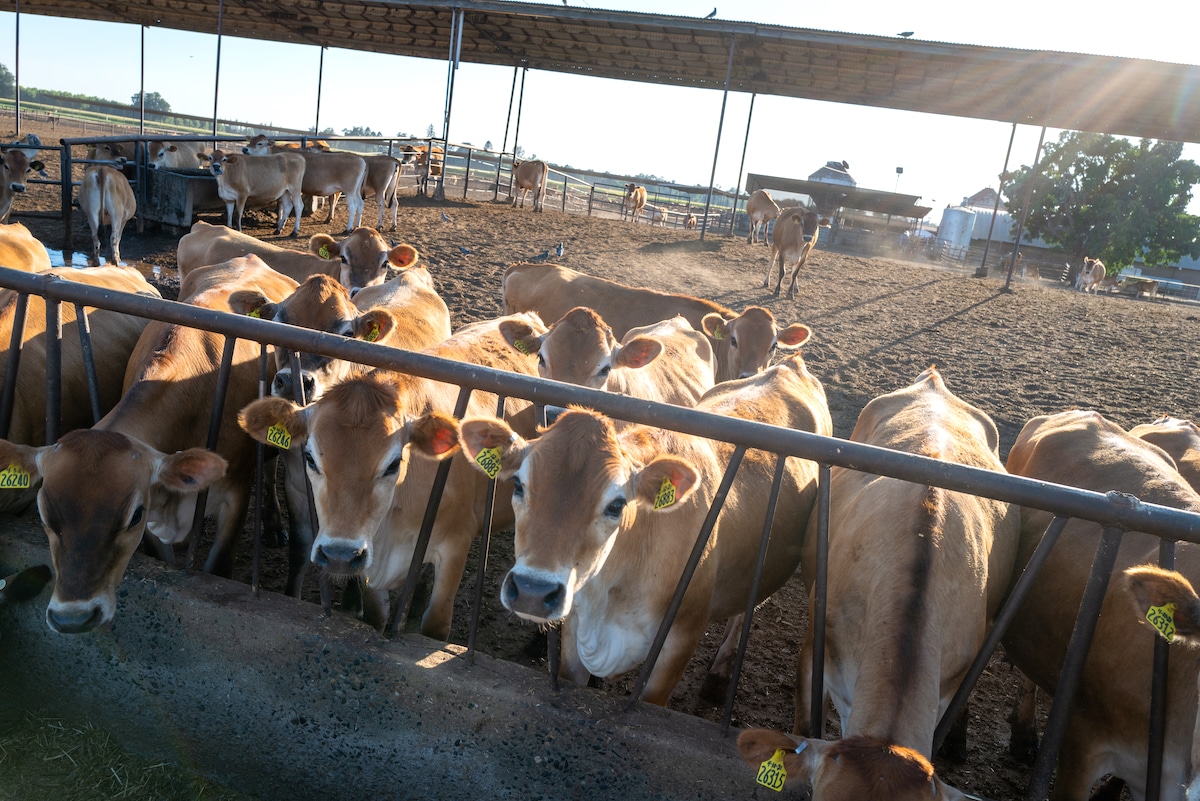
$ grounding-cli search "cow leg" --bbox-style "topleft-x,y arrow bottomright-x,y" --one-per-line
763,247 -> 777,289
202,480 -> 249,578
283,190 -> 302,237
360,584 -> 390,630
419,535 -> 473,641
233,198 -> 247,233
1008,674 -> 1040,763
699,614 -> 744,704
324,191 -> 341,224
87,213 -> 103,267
558,615 -> 594,688
345,194 -> 362,233
785,259 -> 805,300
109,213 -> 128,267
639,621 -> 705,706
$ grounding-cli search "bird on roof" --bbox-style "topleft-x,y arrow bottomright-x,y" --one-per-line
705,8 -> 717,18
898,31 -> 914,37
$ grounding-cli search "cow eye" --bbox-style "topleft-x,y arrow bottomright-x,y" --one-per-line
598,365 -> 611,378
511,476 -> 524,499
340,255 -> 349,264
604,497 -> 627,518
340,326 -> 355,337
128,505 -> 145,528
769,341 -> 778,352
730,336 -> 739,349
536,353 -> 546,368
382,457 -> 401,478
304,449 -> 320,474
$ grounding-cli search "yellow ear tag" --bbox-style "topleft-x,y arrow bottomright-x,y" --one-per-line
1146,602 -> 1178,642
475,446 -> 502,479
266,423 -> 292,450
653,476 -> 677,510
0,464 -> 32,490
756,749 -> 787,792
365,321 -> 381,342
318,244 -> 332,260
513,339 -> 530,355
248,308 -> 261,319
711,327 -> 725,340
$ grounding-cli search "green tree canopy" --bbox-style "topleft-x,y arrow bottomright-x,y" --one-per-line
131,91 -> 171,112
1004,131 -> 1200,270
0,64 -> 13,99
342,125 -> 380,137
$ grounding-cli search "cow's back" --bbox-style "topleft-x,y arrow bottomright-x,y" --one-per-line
178,222 -> 336,285
0,222 -> 51,272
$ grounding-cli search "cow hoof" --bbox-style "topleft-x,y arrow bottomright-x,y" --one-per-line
1008,731 -> 1039,765
698,672 -> 729,706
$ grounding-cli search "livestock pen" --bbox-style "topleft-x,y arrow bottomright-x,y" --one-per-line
1,265 -> 1198,800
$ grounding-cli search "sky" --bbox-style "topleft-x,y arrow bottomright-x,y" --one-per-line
2,0 -> 1198,224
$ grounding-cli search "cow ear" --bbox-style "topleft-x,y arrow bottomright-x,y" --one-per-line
155,448 -> 227,492
1124,565 -> 1200,644
701,313 -> 731,342
632,457 -> 698,511
29,160 -> 45,173
238,397 -> 308,450
460,417 -> 526,479
227,289 -> 274,318
612,336 -> 662,369
309,234 -> 337,260
353,310 -> 394,343
166,145 -> 178,153
498,319 -> 544,358
406,412 -> 461,460
0,439 -> 45,488
196,152 -> 211,164
387,243 -> 419,270
819,217 -> 832,227
224,154 -> 238,163
775,323 -> 813,349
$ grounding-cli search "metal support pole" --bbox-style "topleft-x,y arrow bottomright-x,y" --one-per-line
251,344 -> 268,598
512,67 -> 527,163
728,93 -> 756,237
700,36 -> 736,241
13,0 -> 20,135
314,47 -> 326,135
435,8 -> 464,201
501,66 -> 518,154
468,394 -> 509,660
627,445 -> 747,707
976,122 -> 1017,277
60,142 -> 73,252
139,26 -> 146,136
809,463 -> 831,736
72,304 -> 102,424
44,297 -> 61,445
0,293 -> 28,439
1026,524 -> 1124,801
1146,538 -> 1177,801
212,0 -> 224,137
186,335 -> 237,574
1005,125 -> 1048,292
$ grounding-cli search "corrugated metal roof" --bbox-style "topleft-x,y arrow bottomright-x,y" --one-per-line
6,0 -> 1200,143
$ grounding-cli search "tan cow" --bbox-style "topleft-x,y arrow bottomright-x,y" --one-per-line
1074,256 -> 1107,292
243,135 -> 368,231
0,221 -> 51,272
511,160 -> 550,212
502,263 -> 811,383
622,183 -> 647,222
238,312 -> 545,639
78,165 -> 136,267
685,213 -> 697,230
301,142 -> 401,231
199,149 -> 306,236
453,349 -> 831,704
745,189 -> 781,245
498,307 -> 715,424
647,205 -> 667,226
0,147 -> 45,224
177,220 -> 414,294
1002,409 -> 1200,800
736,730 -> 968,801
1131,416 -> 1200,491
1118,276 -> 1161,299
147,140 -> 206,171
85,141 -> 138,179
794,367 -> 1020,759
765,206 -> 831,299
403,144 -> 444,197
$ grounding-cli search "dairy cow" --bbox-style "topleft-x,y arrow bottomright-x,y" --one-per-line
453,348 -> 831,703
1131,416 -> 1200,491
148,140 -> 206,170
745,189 -> 781,245
244,135 -> 368,231
794,367 -> 1020,761
78,165 -> 136,267
0,147 -> 45,224
200,149 -> 306,236
622,183 -> 646,222
0,221 -> 51,272
1074,257 -> 1107,292
765,207 -> 831,299
511,160 -> 550,212
502,263 -> 811,383
301,142 -> 401,231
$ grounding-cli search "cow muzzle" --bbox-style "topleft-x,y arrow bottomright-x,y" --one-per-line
313,540 -> 368,575
501,569 -> 567,622
272,369 -> 317,403
802,234 -> 813,242
46,598 -> 109,634
9,183 -> 24,193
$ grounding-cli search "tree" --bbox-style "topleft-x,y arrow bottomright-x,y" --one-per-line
1004,131 -> 1200,270
426,124 -> 436,138
308,126 -> 336,137
484,140 -> 493,151
342,125 -> 380,137
0,64 -> 13,100
514,145 -> 525,159
131,91 -> 171,112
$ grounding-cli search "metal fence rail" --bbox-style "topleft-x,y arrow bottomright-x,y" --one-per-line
1,266 -> 1196,801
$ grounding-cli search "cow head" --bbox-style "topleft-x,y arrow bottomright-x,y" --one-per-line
310,228 -> 418,294
1,147 -> 41,193
239,374 -> 459,578
0,431 -> 226,634
202,150 -> 237,177
457,410 -> 700,623
242,134 -> 274,156
701,307 -> 812,381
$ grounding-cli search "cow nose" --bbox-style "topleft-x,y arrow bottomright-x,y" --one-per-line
272,370 -> 294,399
803,235 -> 813,242
501,571 -> 566,621
313,543 -> 368,575
242,147 -> 250,154
46,604 -> 105,634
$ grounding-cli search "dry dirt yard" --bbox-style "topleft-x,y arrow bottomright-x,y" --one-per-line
10,126 -> 1200,800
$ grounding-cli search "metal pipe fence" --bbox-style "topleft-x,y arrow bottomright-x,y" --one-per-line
0,265 -> 1196,800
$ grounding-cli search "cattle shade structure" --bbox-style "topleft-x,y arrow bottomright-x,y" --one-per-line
5,267 -> 1200,799
745,172 -> 933,219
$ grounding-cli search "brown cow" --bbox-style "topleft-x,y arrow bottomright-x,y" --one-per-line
0,265 -> 159,517
301,142 -> 401,231
794,367 -> 1020,759
502,263 -> 812,383
147,140 -> 206,171
1131,416 -> 1200,491
1002,409 -> 1200,800
736,729 -> 968,801
78,165 -> 136,267
199,149 -> 305,236
85,141 -> 138,179
0,221 -> 51,272
0,147 -> 45,224
498,308 -> 715,425
453,349 -> 831,704
1074,256 -> 1107,292
684,213 -> 697,230
244,135 -> 368,231
622,183 -> 647,222
745,189 -> 781,245
403,144 -> 444,197
238,312 -> 545,639
765,206 -> 831,299
177,220 -> 414,294
511,160 -> 550,212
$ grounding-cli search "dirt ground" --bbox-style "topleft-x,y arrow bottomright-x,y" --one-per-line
10,122 -> 1200,800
